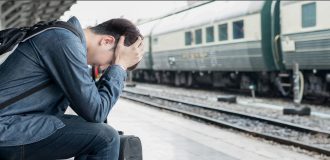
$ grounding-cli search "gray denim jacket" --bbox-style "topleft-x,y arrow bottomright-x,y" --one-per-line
0,16 -> 127,147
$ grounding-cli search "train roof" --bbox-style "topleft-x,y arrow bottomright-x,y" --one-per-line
152,1 -> 265,36
137,19 -> 160,37
280,1 -> 300,6
214,1 -> 265,22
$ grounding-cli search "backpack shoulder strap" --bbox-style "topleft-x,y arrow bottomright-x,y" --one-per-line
22,20 -> 83,43
0,80 -> 54,110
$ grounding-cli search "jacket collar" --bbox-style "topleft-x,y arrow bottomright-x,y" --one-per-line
66,16 -> 87,52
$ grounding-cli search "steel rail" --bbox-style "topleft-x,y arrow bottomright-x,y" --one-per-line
123,89 -> 330,135
121,89 -> 330,156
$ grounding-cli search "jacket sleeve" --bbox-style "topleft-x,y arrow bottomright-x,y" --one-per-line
41,39 -> 127,123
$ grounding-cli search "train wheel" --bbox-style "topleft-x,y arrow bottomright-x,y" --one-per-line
175,72 -> 180,86
185,72 -> 193,87
155,72 -> 162,84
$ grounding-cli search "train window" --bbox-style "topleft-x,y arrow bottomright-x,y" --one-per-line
218,23 -> 228,41
185,31 -> 192,46
233,20 -> 244,39
153,38 -> 158,45
195,29 -> 202,44
302,2 -> 316,28
206,26 -> 214,43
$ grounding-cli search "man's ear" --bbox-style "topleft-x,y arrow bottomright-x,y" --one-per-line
100,36 -> 115,46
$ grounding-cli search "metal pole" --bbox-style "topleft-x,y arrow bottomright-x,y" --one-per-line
129,71 -> 133,83
293,61 -> 300,105
249,85 -> 256,102
0,2 -> 3,30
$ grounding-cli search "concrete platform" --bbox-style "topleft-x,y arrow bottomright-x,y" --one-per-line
64,98 -> 318,160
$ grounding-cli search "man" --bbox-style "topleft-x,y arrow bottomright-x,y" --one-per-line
0,16 -> 144,160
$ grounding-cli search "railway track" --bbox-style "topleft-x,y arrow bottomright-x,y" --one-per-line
121,89 -> 330,157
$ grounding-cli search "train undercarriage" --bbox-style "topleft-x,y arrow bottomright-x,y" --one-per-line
132,69 -> 330,104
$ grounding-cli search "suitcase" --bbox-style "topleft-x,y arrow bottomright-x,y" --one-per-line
118,131 -> 143,160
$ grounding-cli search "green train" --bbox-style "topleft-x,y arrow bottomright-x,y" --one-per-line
133,1 -> 330,103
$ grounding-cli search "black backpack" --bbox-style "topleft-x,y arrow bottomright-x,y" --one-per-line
0,19 -> 83,110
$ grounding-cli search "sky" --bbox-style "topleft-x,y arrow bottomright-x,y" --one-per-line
60,1 -> 188,28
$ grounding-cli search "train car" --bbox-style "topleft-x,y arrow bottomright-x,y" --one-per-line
135,1 -> 281,93
151,1 -> 267,71
280,1 -> 330,102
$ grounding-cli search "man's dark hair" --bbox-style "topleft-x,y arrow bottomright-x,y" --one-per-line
90,18 -> 143,71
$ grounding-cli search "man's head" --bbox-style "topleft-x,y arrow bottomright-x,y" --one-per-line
84,18 -> 143,71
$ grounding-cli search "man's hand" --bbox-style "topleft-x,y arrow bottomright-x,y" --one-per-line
114,36 -> 145,69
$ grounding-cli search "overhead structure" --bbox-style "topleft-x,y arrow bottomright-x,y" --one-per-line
0,1 -> 76,30
135,1 -> 212,26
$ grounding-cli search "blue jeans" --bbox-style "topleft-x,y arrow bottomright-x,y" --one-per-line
0,115 -> 120,160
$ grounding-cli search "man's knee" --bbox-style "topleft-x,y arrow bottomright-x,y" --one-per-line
61,117 -> 120,147
97,124 -> 120,148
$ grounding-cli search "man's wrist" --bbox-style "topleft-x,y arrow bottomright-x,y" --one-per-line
115,64 -> 126,71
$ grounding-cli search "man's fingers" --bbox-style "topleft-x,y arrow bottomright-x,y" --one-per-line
118,36 -> 125,46
138,56 -> 143,61
138,47 -> 145,56
140,48 -> 145,55
138,42 -> 144,51
132,36 -> 142,47
138,40 -> 143,48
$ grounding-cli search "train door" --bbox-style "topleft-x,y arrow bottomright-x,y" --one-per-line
261,1 -> 281,72
271,0 -> 286,73
261,1 -> 291,96
271,0 -> 292,96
